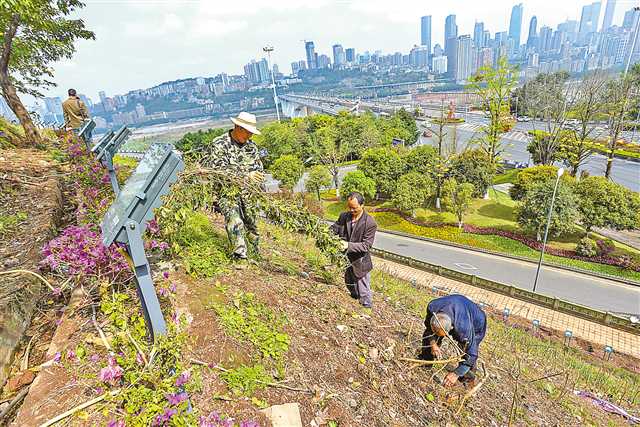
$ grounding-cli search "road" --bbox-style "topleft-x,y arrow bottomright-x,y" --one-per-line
417,115 -> 640,192
373,230 -> 640,316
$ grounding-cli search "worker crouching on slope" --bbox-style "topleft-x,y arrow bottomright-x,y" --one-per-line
419,294 -> 487,387
208,112 -> 264,261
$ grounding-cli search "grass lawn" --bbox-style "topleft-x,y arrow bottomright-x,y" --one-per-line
322,191 -> 640,282
493,168 -> 519,185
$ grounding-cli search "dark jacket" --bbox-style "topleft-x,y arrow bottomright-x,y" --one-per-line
331,211 -> 377,281
426,294 -> 487,376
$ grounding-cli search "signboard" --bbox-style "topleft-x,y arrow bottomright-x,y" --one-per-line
100,143 -> 185,339
97,127 -> 131,161
78,119 -> 96,148
91,131 -> 115,155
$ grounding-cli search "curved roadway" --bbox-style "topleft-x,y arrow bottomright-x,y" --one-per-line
373,230 -> 640,316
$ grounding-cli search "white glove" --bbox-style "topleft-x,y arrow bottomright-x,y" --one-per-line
340,241 -> 349,251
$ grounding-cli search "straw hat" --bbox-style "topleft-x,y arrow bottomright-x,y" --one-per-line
230,111 -> 261,135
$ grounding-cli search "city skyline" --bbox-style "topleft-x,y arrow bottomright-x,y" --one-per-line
34,0 -> 636,103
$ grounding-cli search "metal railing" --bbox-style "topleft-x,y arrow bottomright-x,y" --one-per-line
371,247 -> 640,336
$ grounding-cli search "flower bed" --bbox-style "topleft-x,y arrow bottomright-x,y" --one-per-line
369,206 -> 640,272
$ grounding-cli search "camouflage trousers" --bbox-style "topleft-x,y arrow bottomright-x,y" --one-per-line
218,196 -> 259,259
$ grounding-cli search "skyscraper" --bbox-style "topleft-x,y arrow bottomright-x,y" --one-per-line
474,22 -> 485,48
445,14 -> 458,49
579,2 -> 602,38
421,15 -> 432,54
305,41 -> 316,69
345,48 -> 356,63
527,16 -> 538,48
332,44 -> 345,67
602,0 -> 616,30
539,26 -> 553,52
454,35 -> 473,82
509,3 -> 524,48
445,14 -> 458,76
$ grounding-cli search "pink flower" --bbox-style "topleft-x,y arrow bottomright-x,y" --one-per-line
52,287 -> 62,297
136,352 -> 145,366
66,349 -> 76,361
107,419 -> 126,427
89,354 -> 100,363
166,391 -> 188,406
175,371 -> 190,387
159,242 -> 169,251
99,356 -> 123,385
53,352 -> 61,363
159,288 -> 168,297
169,283 -> 177,293
152,408 -> 177,426
162,271 -> 170,280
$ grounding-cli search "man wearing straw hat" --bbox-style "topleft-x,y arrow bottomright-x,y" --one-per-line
207,112 -> 264,260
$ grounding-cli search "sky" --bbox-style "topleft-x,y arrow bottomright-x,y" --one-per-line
35,0 -> 640,103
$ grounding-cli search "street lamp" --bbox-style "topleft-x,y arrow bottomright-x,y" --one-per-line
263,45 -> 281,122
532,167 -> 564,293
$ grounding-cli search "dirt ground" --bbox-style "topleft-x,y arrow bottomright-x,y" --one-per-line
0,149 -> 64,399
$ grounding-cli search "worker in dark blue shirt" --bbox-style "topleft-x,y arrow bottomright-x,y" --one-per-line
418,294 -> 487,387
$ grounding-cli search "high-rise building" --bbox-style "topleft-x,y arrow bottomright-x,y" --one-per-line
539,26 -> 553,52
445,14 -> 458,76
44,97 -> 63,115
579,2 -> 602,39
305,41 -> 316,69
509,3 -> 524,48
243,58 -> 270,84
623,7 -> 640,30
527,16 -> 538,48
332,44 -> 345,67
602,0 -> 616,30
433,43 -> 443,57
135,103 -> 146,119
455,35 -> 474,82
291,61 -> 300,75
445,14 -> 458,47
495,31 -> 509,46
432,55 -> 448,74
474,22 -> 485,48
345,48 -> 356,63
409,45 -> 429,68
421,15 -> 432,54
317,54 -> 331,68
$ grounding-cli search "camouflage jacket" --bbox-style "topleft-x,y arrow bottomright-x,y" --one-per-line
205,131 -> 263,176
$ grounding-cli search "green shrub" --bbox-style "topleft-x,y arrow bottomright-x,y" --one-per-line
340,170 -> 376,202
270,154 -> 304,190
176,127 -> 226,157
510,165 -> 573,201
220,364 -> 271,396
183,241 -> 229,278
575,237 -> 597,257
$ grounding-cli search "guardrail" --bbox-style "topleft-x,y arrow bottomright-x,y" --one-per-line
371,247 -> 640,336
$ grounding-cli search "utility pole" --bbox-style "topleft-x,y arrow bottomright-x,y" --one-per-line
263,45 -> 281,122
532,167 -> 564,293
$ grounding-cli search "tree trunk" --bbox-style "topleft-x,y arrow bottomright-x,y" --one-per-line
604,151 -> 614,178
316,188 -> 321,201
0,79 -> 41,146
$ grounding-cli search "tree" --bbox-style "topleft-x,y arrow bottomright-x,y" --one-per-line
403,145 -> 440,175
316,125 -> 347,195
520,71 -> 573,165
359,147 -> 406,198
306,165 -> 332,200
393,108 -> 418,145
270,155 -> 304,191
559,72 -> 607,176
467,56 -> 518,165
442,179 -> 475,229
449,149 -> 495,198
392,172 -> 434,218
603,65 -> 640,178
516,179 -> 579,240
0,1 -> 95,145
509,165 -> 574,201
575,176 -> 640,235
339,170 -> 376,202
429,106 -> 455,209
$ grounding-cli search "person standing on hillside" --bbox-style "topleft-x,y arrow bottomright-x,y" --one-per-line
419,294 -> 487,387
206,112 -> 264,261
62,89 -> 89,132
330,192 -> 378,308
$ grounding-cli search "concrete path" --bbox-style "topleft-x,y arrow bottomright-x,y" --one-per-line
375,257 -> 640,357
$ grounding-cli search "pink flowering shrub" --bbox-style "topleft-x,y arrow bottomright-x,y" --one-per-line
41,225 -> 132,281
99,356 -> 123,386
